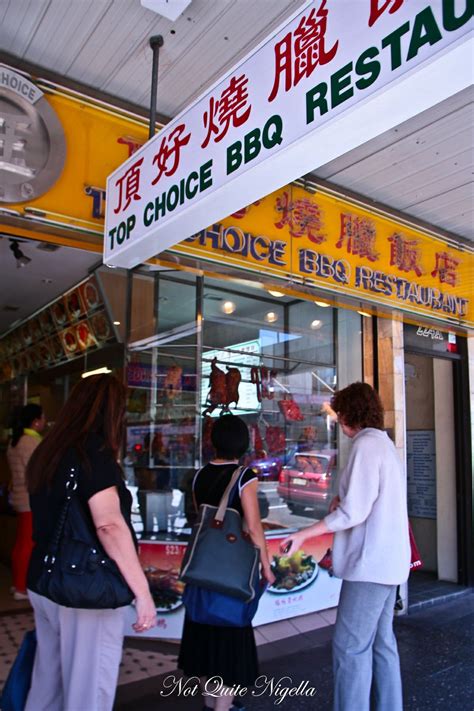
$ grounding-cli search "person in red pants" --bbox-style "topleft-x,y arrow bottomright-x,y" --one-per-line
7,404 -> 46,600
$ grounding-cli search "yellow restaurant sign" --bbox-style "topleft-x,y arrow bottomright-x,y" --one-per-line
174,184 -> 473,328
2,67 -> 472,330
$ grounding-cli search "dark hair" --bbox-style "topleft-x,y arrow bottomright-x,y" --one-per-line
11,404 -> 43,447
210,415 -> 249,460
330,382 -> 384,430
27,374 -> 126,493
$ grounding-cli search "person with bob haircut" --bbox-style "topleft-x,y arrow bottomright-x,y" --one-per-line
178,414 -> 275,711
25,374 -> 157,711
283,382 -> 410,711
7,403 -> 46,600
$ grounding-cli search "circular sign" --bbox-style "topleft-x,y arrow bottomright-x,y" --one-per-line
0,68 -> 66,203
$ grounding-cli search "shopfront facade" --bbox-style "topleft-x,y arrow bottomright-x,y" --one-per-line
1,61 -> 473,636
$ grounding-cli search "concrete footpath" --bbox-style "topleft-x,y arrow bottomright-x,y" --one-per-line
115,593 -> 474,711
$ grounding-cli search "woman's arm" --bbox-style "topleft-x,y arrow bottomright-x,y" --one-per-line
88,487 -> 157,632
240,480 -> 275,585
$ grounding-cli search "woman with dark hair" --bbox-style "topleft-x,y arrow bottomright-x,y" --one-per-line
178,415 -> 275,711
7,404 -> 46,600
25,374 -> 157,711
283,382 -> 410,711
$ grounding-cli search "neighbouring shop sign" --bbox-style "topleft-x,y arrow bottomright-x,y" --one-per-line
172,184 -> 474,327
0,63 -> 149,245
0,67 -> 66,202
104,0 -> 473,268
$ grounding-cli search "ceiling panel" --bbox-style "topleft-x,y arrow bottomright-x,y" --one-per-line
0,237 -> 100,333
313,88 -> 474,241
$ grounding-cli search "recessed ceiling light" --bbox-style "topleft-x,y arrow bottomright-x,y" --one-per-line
221,300 -> 236,315
265,311 -> 278,323
358,310 -> 372,318
311,319 -> 322,330
314,300 -> 330,308
267,289 -> 285,297
113,321 -> 121,326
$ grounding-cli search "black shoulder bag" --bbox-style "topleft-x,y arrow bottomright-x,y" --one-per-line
33,465 -> 134,609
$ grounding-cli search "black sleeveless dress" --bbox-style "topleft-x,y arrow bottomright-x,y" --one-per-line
178,462 -> 260,687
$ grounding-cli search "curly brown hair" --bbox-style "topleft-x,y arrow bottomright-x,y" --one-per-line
330,382 -> 384,430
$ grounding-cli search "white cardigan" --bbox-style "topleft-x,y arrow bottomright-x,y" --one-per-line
324,428 -> 410,585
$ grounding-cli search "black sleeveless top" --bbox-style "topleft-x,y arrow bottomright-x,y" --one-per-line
192,462 -> 258,517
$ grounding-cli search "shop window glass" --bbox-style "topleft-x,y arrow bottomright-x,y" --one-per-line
201,277 -> 339,532
125,272 -> 198,536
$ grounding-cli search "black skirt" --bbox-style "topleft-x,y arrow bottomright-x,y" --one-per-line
178,614 -> 259,688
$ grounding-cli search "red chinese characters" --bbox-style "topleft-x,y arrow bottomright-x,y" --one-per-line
268,1 -> 338,102
368,0 -> 404,27
336,213 -> 379,262
113,157 -> 144,214
231,200 -> 262,219
117,136 -> 145,157
431,251 -> 460,287
275,191 -> 326,244
388,233 -> 424,276
152,124 -> 191,186
201,74 -> 252,148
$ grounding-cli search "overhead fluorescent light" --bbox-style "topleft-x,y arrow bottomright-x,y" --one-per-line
140,0 -> 192,21
81,367 -> 112,379
358,310 -> 372,318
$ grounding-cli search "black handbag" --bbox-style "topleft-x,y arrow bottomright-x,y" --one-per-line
180,466 -> 261,602
33,465 -> 134,609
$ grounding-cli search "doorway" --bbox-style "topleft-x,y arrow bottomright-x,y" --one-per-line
405,352 -> 461,604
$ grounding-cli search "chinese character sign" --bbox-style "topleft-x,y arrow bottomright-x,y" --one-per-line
105,0 -> 472,269
175,183 -> 473,327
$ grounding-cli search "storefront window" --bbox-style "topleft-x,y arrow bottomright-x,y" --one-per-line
125,272 -> 199,535
124,271 -> 363,539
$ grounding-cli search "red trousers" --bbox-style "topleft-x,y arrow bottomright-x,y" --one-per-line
12,511 -> 33,593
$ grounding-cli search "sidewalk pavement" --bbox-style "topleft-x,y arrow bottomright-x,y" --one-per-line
115,593 -> 474,711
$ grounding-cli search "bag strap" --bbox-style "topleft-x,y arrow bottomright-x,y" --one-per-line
214,466 -> 243,520
44,465 -> 78,566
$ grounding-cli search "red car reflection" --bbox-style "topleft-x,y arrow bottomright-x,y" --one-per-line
277,451 -> 337,516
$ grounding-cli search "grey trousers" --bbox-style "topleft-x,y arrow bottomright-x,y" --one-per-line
333,580 -> 403,711
26,590 -> 125,711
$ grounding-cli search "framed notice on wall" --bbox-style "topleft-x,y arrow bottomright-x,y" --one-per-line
407,430 -> 437,519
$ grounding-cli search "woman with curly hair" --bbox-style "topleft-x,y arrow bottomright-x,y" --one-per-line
283,382 -> 410,711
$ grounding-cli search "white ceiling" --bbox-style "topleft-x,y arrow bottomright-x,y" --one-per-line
0,0 -> 303,118
313,86 -> 474,242
0,237 -> 100,333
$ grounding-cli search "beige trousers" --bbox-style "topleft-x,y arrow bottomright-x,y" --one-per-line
26,590 -> 125,711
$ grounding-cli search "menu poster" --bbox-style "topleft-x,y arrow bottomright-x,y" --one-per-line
65,288 -> 86,322
60,327 -> 80,359
126,533 -> 341,639
51,299 -> 69,330
89,311 -> 113,343
39,308 -> 56,335
407,430 -> 437,519
80,278 -> 101,312
30,318 -> 43,342
47,334 -> 66,364
37,340 -> 54,367
75,321 -> 98,350
253,532 -> 341,626
20,322 -> 33,349
125,541 -> 187,639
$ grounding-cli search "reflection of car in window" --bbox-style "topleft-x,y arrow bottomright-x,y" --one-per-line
277,451 -> 337,517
